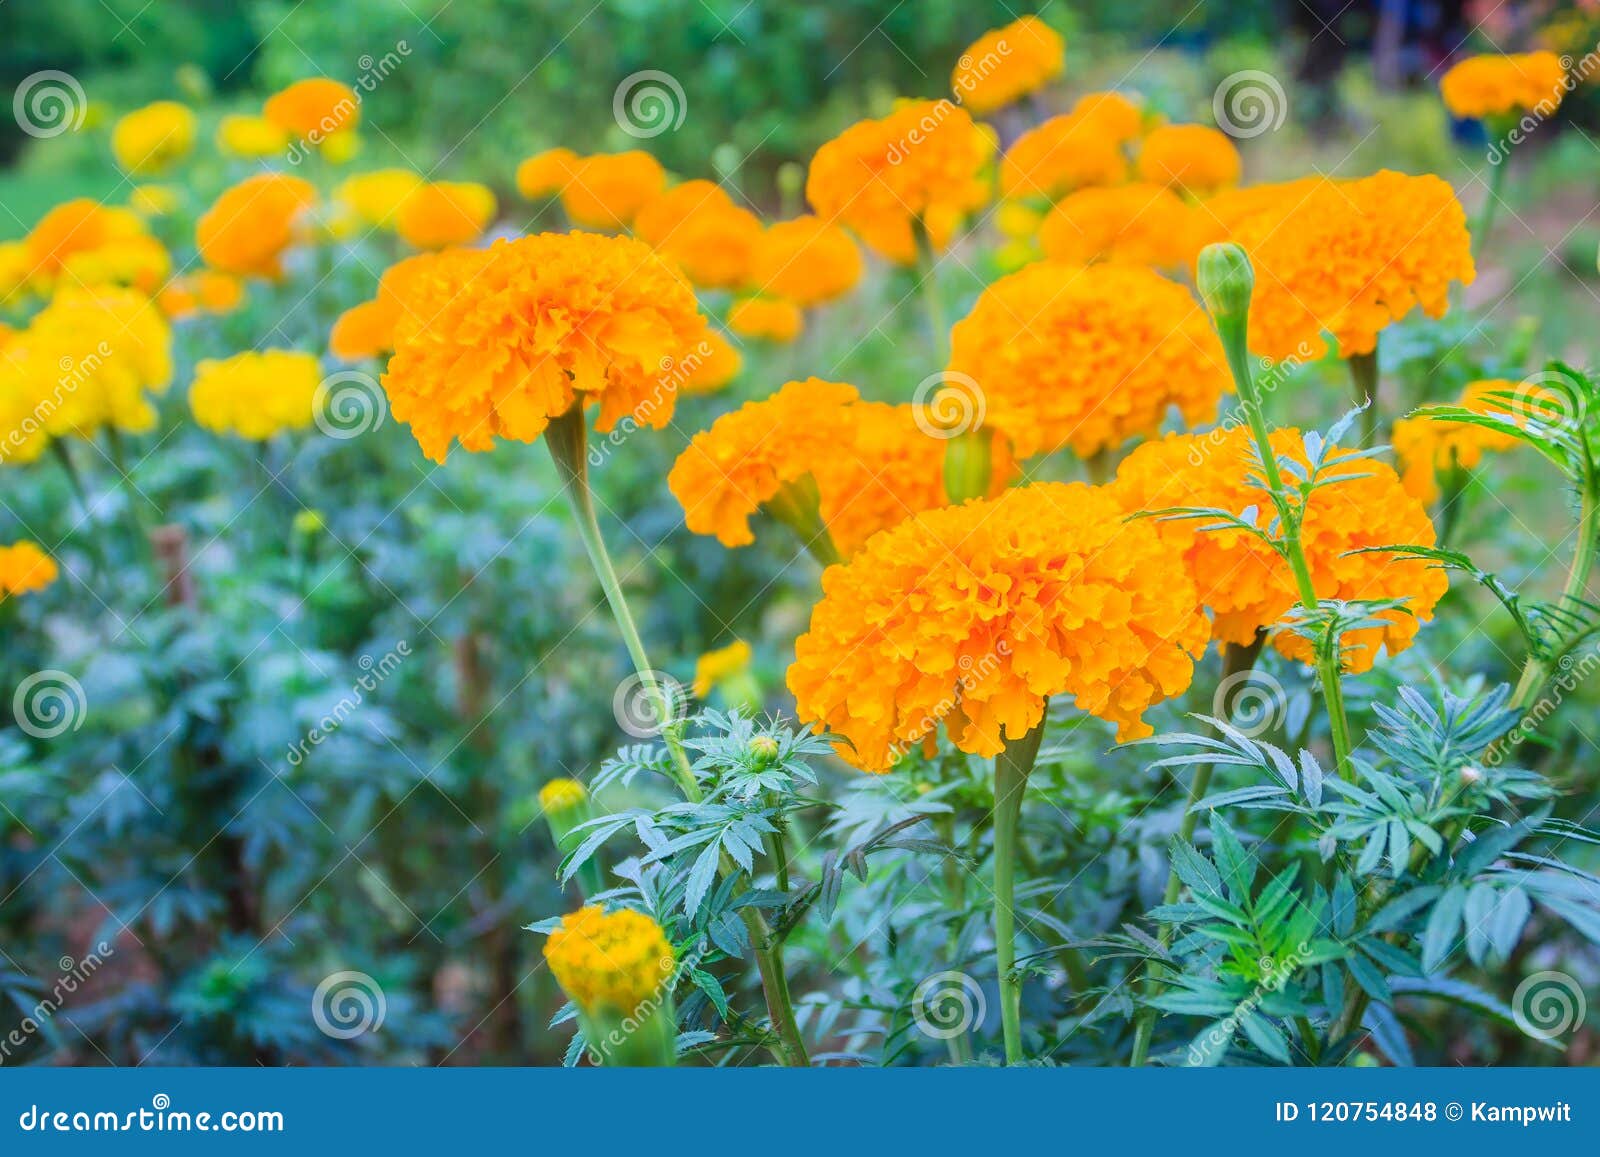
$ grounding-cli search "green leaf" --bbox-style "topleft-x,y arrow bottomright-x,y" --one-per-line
1422,886 -> 1467,972
1346,954 -> 1392,1005
1241,1011 -> 1292,1064
1170,837 -> 1225,899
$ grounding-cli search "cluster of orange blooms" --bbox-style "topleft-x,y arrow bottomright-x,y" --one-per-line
1,19 -> 1562,798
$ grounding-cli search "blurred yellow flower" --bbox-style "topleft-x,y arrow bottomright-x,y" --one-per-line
196,173 -> 317,279
693,640 -> 752,698
216,113 -> 289,158
1392,379 -> 1525,503
952,16 -> 1065,115
0,542 -> 58,600
538,778 -> 589,815
1136,123 -> 1242,195
748,216 -> 864,306
264,77 -> 360,142
23,199 -> 160,292
394,181 -> 496,249
336,169 -> 424,228
728,296 -> 803,343
516,147 -> 578,199
189,349 -> 321,440
1038,182 -> 1218,269
111,101 -> 196,175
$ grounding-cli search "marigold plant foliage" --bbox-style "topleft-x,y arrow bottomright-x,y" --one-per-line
787,482 -> 1209,771
1109,427 -> 1449,670
0,541 -> 57,600
189,350 -> 321,441
1392,379 -> 1524,503
197,173 -> 317,280
1136,123 -> 1242,195
1439,51 -> 1567,119
806,100 -> 994,264
543,906 -> 675,1017
945,261 -> 1231,459
378,232 -> 710,462
951,16 -> 1065,115
1207,170 -> 1475,361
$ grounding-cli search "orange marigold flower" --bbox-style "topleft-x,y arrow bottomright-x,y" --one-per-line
632,180 -> 733,243
559,151 -> 667,230
1208,170 -> 1475,361
158,270 -> 246,320
1000,111 -> 1130,200
24,199 -> 150,287
806,100 -> 994,265
668,378 -> 862,549
728,297 -> 803,343
263,77 -> 360,141
190,349 -> 321,440
748,216 -> 864,306
788,482 -> 1209,770
328,252 -> 440,360
544,906 -> 675,1018
0,541 -> 58,599
394,181 -> 496,249
196,173 -> 317,280
1392,379 -> 1524,503
669,381 -> 1013,556
111,101 -> 196,176
379,233 -> 710,462
1440,52 -> 1567,119
1071,90 -> 1145,141
946,262 -> 1231,459
1109,427 -> 1448,669
675,330 -> 743,396
951,16 -> 1065,115
1136,123 -> 1242,195
651,200 -> 763,289
516,147 -> 578,199
1038,182 -> 1219,269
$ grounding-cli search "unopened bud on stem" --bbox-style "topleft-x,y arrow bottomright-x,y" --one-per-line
1196,242 -> 1255,326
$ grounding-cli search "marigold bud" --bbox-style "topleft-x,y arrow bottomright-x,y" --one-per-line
1196,242 -> 1255,324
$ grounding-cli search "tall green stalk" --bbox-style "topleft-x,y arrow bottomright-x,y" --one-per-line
992,711 -> 1047,1065
1347,345 -> 1380,449
545,406 -> 809,1067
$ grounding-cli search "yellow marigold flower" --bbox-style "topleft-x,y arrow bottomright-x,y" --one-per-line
1071,90 -> 1145,141
1209,170 -> 1475,361
1038,182 -> 1219,269
995,200 -> 1043,240
788,482 -> 1209,770
59,234 -> 170,296
0,243 -> 30,306
946,261 -> 1230,459
806,100 -> 994,265
196,173 -> 317,280
0,542 -> 58,599
336,169 -> 424,228
189,349 -> 320,441
748,216 -> 864,306
669,378 -> 861,549
693,639 -> 752,698
1392,379 -> 1524,503
216,113 -> 289,158
2,287 -> 172,444
544,906 -> 675,1018
320,129 -> 361,165
728,296 -> 803,343
129,184 -> 180,218
111,101 -> 196,176
263,77 -> 360,141
538,777 -> 589,814
379,232 -> 710,463
1000,111 -> 1130,200
1137,123 -> 1242,195
394,181 -> 496,250
669,382 -> 1013,555
951,16 -> 1065,115
1109,428 -> 1448,669
559,151 -> 667,231
1440,52 -> 1567,119
516,147 -> 578,199
675,330 -> 743,397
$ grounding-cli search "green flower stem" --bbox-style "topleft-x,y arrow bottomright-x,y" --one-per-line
943,427 -> 994,505
764,477 -> 843,567
1129,636 -> 1263,1066
993,711 -> 1047,1065
1213,298 -> 1356,783
914,222 -> 949,356
1474,151 -> 1510,257
546,406 -> 809,1068
1347,346 -> 1380,449
936,810 -> 974,1065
